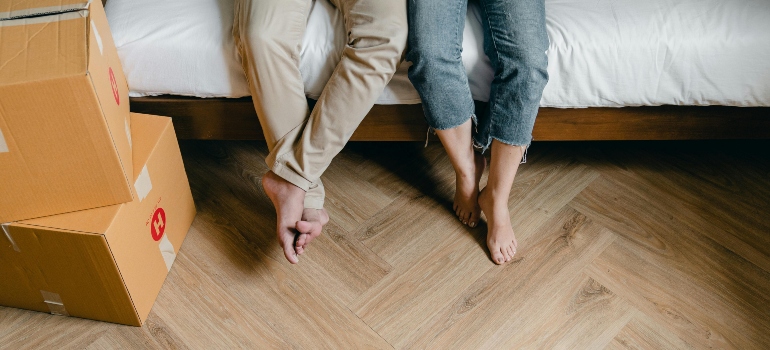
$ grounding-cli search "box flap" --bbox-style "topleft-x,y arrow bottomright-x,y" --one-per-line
0,0 -> 89,20
19,204 -> 122,235
130,113 -> 171,172
0,9 -> 88,86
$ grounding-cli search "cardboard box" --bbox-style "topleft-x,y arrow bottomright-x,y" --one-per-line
0,0 -> 133,222
0,113 -> 196,326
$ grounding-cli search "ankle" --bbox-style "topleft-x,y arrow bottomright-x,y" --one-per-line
456,168 -> 475,180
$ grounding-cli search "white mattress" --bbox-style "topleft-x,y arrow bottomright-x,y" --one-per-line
106,0 -> 770,107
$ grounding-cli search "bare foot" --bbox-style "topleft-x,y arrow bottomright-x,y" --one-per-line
262,171 -> 306,264
295,208 -> 330,255
478,186 -> 518,265
454,152 -> 486,227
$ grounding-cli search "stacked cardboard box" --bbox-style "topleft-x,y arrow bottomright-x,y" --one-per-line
0,0 -> 196,326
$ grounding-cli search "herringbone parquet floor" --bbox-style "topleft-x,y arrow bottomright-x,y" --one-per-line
2,140 -> 769,349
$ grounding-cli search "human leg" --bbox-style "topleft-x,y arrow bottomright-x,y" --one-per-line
234,0 -> 324,263
478,141 -> 524,264
406,0 -> 485,227
474,0 -> 548,152
475,0 -> 549,264
269,0 -> 408,193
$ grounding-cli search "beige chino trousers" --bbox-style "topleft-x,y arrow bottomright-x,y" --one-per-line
234,0 -> 407,209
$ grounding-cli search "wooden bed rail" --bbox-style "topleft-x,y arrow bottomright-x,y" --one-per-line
129,96 -> 770,141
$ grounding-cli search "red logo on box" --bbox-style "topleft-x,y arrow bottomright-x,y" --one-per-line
151,208 -> 166,241
109,67 -> 120,105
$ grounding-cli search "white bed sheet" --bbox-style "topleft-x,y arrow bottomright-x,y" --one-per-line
106,0 -> 770,107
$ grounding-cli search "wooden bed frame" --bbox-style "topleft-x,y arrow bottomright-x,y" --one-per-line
130,96 -> 769,141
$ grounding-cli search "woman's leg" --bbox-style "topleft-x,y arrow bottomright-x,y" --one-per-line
406,0 -> 485,227
435,121 -> 486,227
476,0 -> 549,264
478,141 -> 524,264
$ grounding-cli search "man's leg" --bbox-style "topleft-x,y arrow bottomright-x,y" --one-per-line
234,0 -> 326,264
270,0 -> 408,194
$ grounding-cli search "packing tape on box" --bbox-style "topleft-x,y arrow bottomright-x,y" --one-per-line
0,127 -> 8,153
90,20 -> 103,55
0,9 -> 87,27
2,223 -> 20,252
159,234 -> 176,272
135,165 -> 153,202
40,290 -> 69,317
125,119 -> 132,149
0,2 -> 89,21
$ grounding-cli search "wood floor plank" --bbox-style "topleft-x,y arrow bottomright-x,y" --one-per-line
405,207 -> 616,349
0,309 -> 109,349
354,194 -> 471,269
142,240 -> 291,349
84,328 -> 163,350
572,175 -> 770,349
587,241 -> 769,349
349,142 -> 455,202
511,276 -> 637,350
292,221 -> 393,306
319,160 -> 398,234
577,141 -> 770,272
505,151 -> 601,220
351,224 -> 493,348
174,214 -> 394,349
605,312 -> 696,350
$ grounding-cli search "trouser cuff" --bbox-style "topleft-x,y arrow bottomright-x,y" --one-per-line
272,161 -> 325,209
303,196 -> 325,210
272,161 -> 312,192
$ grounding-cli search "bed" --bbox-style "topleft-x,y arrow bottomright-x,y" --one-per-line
105,0 -> 770,140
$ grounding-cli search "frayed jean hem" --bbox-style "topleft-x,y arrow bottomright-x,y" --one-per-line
473,136 -> 531,164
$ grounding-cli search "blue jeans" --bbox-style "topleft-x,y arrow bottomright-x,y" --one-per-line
406,0 -> 549,152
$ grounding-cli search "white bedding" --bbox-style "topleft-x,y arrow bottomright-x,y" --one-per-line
106,0 -> 770,107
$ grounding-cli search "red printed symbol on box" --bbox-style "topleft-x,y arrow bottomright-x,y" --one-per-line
109,67 -> 120,105
151,208 -> 166,241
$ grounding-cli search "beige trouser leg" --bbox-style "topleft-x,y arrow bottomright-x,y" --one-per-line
234,0 -> 407,209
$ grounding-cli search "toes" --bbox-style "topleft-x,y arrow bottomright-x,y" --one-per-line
304,227 -> 322,246
284,246 -> 299,263
280,235 -> 299,264
295,232 -> 308,255
295,242 -> 305,255
296,220 -> 318,236
501,247 -> 511,262
490,247 -> 505,265
296,220 -> 322,246
468,210 -> 480,228
507,245 -> 516,259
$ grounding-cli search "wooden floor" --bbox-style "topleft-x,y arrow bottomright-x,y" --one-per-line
2,140 -> 770,349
